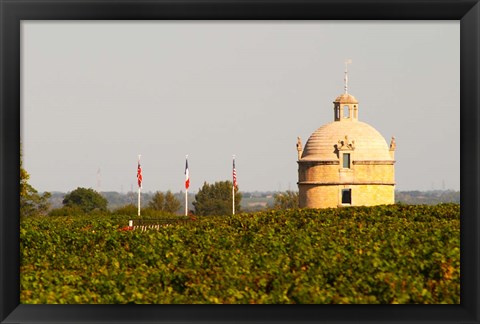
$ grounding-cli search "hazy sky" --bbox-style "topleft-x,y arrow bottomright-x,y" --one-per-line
21,21 -> 459,193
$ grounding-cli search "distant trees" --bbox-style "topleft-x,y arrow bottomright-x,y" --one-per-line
148,191 -> 165,210
20,143 -> 51,217
165,191 -> 182,214
193,181 -> 242,216
273,191 -> 299,209
62,187 -> 108,213
148,191 -> 181,214
395,190 -> 460,205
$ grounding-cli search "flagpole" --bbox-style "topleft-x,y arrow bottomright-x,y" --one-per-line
185,155 -> 189,216
138,187 -> 141,216
232,155 -> 235,215
137,154 -> 141,216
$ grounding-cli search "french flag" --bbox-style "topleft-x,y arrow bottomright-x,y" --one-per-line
185,158 -> 190,190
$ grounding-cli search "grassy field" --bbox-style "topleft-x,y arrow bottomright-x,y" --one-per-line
20,204 -> 460,304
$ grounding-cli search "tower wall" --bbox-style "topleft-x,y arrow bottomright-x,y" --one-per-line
299,183 -> 394,208
299,185 -> 338,208
298,162 -> 395,184
298,162 -> 340,183
350,163 -> 395,183
298,160 -> 395,208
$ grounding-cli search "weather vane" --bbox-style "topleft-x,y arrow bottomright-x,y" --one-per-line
344,59 -> 352,94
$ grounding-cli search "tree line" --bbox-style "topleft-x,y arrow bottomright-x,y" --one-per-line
20,143 -> 247,217
21,144 -> 458,217
21,143 -> 306,218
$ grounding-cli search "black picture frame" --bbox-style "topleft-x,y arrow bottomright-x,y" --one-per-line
1,0 -> 478,323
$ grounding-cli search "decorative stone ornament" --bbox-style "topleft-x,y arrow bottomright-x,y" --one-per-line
337,135 -> 355,151
296,136 -> 303,160
389,136 -> 396,151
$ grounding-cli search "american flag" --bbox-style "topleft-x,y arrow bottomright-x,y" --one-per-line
185,158 -> 190,190
137,161 -> 143,188
233,158 -> 237,189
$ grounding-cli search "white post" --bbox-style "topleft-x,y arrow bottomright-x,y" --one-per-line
137,154 -> 141,217
232,154 -> 236,215
185,155 -> 189,216
138,187 -> 141,216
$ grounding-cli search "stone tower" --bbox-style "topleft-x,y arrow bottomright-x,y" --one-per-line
297,63 -> 395,208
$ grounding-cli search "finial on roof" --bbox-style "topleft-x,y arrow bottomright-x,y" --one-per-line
344,59 -> 352,94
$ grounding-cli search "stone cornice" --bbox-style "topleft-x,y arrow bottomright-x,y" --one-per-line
298,160 -> 339,165
353,160 -> 396,165
298,160 -> 395,165
298,181 -> 396,186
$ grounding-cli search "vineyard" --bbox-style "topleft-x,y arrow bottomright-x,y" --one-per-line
20,204 -> 460,304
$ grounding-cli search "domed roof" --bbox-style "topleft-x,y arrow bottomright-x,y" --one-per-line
301,120 -> 391,161
334,93 -> 358,104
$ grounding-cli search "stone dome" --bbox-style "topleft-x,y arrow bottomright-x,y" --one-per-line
334,93 -> 358,104
301,120 -> 391,161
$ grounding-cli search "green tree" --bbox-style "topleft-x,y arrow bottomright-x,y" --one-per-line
273,190 -> 299,209
193,181 -> 241,216
148,191 -> 165,210
20,143 -> 51,217
164,191 -> 181,214
62,187 -> 108,213
147,191 -> 181,215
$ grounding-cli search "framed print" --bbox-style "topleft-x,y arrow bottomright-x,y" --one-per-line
1,0 -> 479,323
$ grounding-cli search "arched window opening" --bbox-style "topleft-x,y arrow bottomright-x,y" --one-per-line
343,105 -> 349,118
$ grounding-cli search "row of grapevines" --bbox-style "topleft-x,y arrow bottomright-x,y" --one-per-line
20,204 -> 460,303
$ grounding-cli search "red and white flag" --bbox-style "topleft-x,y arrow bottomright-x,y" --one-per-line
185,158 -> 190,190
233,158 -> 237,189
137,160 -> 143,188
